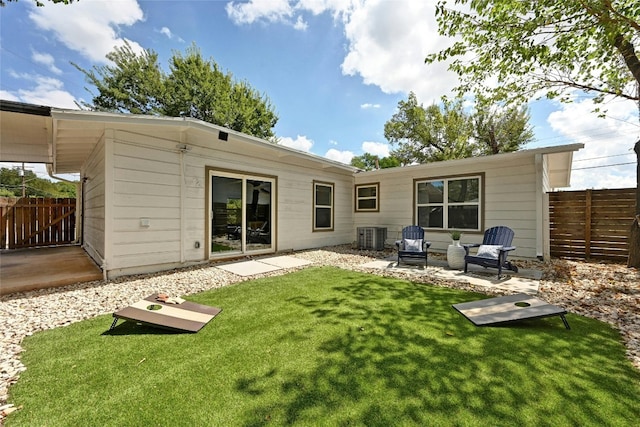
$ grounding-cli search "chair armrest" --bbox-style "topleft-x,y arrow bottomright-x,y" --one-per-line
395,240 -> 403,249
462,243 -> 479,255
424,241 -> 431,249
500,246 -> 516,253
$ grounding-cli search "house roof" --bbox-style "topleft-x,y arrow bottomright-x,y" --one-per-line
0,101 -> 358,175
355,143 -> 584,188
1,100 -> 582,187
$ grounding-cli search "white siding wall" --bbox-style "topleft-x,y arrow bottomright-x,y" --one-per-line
109,130 -> 183,273
100,126 -> 354,277
184,129 -> 354,253
354,154 -> 540,259
81,134 -> 106,267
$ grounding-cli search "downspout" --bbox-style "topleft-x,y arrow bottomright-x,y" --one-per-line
177,139 -> 190,264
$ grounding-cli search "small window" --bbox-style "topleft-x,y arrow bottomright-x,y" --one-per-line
416,175 -> 481,231
355,183 -> 379,212
313,181 -> 334,231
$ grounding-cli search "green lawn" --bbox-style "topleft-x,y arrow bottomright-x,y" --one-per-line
7,267 -> 640,426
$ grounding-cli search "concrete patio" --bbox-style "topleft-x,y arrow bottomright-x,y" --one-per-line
358,255 -> 541,294
221,252 -> 542,295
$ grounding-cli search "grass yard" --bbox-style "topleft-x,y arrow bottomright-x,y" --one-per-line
6,267 -> 640,426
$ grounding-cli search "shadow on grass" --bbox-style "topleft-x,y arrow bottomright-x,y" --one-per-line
7,267 -> 639,426
101,321 -> 185,336
234,269 -> 640,426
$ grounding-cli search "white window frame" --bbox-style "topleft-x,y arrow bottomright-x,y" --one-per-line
313,181 -> 334,231
415,175 -> 482,231
355,183 -> 379,212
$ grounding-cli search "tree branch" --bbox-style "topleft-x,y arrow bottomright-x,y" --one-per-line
613,34 -> 640,87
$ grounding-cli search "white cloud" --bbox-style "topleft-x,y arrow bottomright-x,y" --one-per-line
160,27 -> 172,38
339,0 -> 458,103
547,97 -> 639,190
360,103 -> 380,109
28,0 -> 145,63
278,135 -> 314,152
361,141 -> 390,157
16,75 -> 79,109
31,51 -> 62,75
226,0 -> 294,25
159,26 -> 184,42
324,148 -> 354,164
225,0 -> 459,102
0,90 -> 19,102
293,16 -> 308,31
4,73 -> 78,109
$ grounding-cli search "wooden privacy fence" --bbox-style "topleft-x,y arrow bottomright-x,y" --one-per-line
0,197 -> 76,249
549,188 -> 636,262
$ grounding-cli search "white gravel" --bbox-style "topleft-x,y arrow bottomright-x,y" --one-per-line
1,245 -> 639,419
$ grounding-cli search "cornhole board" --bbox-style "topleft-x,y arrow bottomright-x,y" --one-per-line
452,293 -> 570,329
110,294 -> 222,333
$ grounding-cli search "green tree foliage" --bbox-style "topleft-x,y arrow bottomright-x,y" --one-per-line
425,0 -> 640,266
384,92 -> 532,165
426,1 -> 640,106
350,153 -> 401,171
0,168 -> 77,198
473,98 -> 535,155
74,42 -> 164,115
75,43 -> 278,140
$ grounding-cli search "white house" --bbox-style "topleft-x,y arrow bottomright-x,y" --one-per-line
0,101 -> 583,278
352,144 -> 581,260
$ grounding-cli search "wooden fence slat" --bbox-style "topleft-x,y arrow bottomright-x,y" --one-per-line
0,197 -> 76,249
549,188 -> 635,263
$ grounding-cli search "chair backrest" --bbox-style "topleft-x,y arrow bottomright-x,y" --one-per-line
482,226 -> 514,246
402,225 -> 424,240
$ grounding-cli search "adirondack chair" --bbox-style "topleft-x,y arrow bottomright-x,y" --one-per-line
396,225 -> 431,266
463,226 -> 518,278
247,221 -> 269,243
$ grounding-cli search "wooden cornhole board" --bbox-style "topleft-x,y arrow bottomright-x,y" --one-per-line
111,294 -> 222,333
453,293 -> 570,329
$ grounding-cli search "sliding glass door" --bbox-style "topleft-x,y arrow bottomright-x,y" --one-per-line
209,171 -> 274,256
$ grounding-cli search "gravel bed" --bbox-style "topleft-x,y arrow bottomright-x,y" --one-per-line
1,245 -> 638,419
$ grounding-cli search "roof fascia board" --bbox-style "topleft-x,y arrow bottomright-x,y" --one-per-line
356,143 -> 585,177
50,109 -> 357,173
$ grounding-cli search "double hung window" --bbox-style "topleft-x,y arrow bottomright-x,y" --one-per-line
314,181 -> 334,230
355,183 -> 379,212
416,175 -> 481,231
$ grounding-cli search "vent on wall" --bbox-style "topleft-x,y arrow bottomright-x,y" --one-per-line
218,131 -> 229,141
357,227 -> 387,251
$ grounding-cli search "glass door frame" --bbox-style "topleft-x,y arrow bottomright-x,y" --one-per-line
207,168 -> 276,259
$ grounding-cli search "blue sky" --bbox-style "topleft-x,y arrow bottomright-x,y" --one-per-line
1,0 -> 638,189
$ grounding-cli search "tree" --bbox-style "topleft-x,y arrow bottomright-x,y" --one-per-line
384,92 -> 532,165
425,0 -> 640,267
74,41 -> 164,115
473,99 -> 535,155
75,43 -> 279,140
0,168 -> 77,198
350,153 -> 401,171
